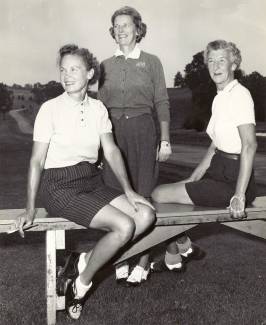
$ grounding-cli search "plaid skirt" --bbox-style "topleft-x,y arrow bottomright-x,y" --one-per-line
40,161 -> 122,227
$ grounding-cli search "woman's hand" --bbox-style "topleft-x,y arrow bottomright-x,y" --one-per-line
125,190 -> 155,212
14,209 -> 37,238
228,194 -> 247,220
158,141 -> 172,162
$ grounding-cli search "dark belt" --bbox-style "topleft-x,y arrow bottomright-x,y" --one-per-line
215,149 -> 240,160
109,107 -> 151,119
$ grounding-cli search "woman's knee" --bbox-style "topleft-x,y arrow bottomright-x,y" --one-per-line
151,186 -> 164,203
137,204 -> 156,229
114,215 -> 136,244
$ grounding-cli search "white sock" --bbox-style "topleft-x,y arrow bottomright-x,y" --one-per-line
115,261 -> 129,279
165,262 -> 183,270
164,251 -> 183,270
181,247 -> 193,257
74,276 -> 92,299
127,265 -> 143,283
78,252 -> 87,274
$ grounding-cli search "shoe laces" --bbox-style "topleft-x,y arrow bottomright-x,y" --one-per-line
70,298 -> 83,314
68,282 -> 83,319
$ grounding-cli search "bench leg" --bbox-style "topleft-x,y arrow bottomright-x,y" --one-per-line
46,230 -> 66,325
222,220 -> 266,239
116,224 -> 196,263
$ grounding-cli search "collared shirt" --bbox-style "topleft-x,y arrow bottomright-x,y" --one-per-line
98,50 -> 170,122
206,80 -> 255,154
114,45 -> 141,59
33,92 -> 112,169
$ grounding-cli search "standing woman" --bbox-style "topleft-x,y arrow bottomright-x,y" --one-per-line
16,44 -> 155,320
151,40 -> 257,270
98,6 -> 171,285
98,6 -> 197,285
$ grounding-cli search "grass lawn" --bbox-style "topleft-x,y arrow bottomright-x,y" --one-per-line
0,114 -> 266,325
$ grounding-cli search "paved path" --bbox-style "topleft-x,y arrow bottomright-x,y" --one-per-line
9,109 -> 33,135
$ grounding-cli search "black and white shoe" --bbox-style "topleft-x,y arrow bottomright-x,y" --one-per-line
181,244 -> 206,263
66,279 -> 86,321
150,259 -> 186,273
126,265 -> 151,287
57,252 -> 80,296
115,261 -> 129,286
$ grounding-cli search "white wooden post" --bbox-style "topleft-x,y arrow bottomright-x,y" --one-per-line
46,230 -> 57,325
55,230 -> 66,311
46,229 -> 66,325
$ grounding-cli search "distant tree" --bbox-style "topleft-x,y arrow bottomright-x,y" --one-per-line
240,71 -> 266,121
181,52 -> 214,131
12,83 -> 22,89
45,81 -> 64,101
0,83 -> 12,120
33,82 -> 42,89
32,81 -> 64,104
183,51 -> 210,90
24,83 -> 33,89
174,71 -> 186,88
183,79 -> 216,131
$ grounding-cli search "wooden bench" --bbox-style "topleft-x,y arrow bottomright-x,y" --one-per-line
1,196 -> 266,325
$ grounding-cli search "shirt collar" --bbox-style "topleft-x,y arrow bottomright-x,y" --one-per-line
62,91 -> 89,107
114,45 -> 141,59
217,79 -> 238,94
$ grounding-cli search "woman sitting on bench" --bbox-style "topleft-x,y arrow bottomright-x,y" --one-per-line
15,44 -> 155,321
150,40 -> 257,272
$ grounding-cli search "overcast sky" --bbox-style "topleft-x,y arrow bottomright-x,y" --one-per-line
1,0 -> 266,88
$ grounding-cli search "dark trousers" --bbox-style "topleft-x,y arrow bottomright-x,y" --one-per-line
103,114 -> 159,198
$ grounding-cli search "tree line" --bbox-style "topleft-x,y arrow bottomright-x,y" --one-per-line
1,51 -> 266,129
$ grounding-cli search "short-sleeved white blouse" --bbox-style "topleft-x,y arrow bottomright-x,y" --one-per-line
33,92 -> 112,169
206,80 -> 255,154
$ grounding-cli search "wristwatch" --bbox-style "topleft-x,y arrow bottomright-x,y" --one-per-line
160,140 -> 170,147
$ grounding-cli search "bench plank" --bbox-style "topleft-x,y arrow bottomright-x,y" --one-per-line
223,220 -> 266,239
1,195 -> 266,233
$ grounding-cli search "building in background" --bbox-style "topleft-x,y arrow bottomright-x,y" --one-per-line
7,85 -> 39,111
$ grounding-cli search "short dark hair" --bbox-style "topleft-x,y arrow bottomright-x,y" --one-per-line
204,40 -> 242,69
58,44 -> 100,85
109,6 -> 147,43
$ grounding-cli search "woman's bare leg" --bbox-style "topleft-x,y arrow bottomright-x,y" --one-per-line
152,181 -> 193,204
79,195 -> 155,285
110,194 -> 156,238
79,205 -> 135,285
151,182 -> 194,271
